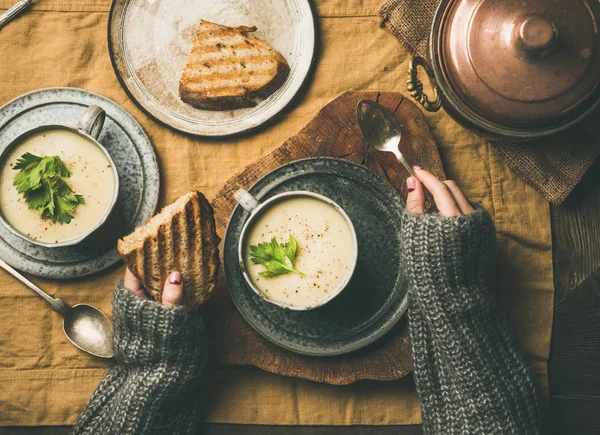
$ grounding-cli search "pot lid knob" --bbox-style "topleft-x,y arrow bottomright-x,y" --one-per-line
514,15 -> 557,59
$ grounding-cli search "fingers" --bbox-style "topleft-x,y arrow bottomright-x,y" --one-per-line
405,176 -> 425,214
413,167 -> 462,217
125,268 -> 185,307
124,268 -> 149,299
162,271 -> 184,307
443,180 -> 475,215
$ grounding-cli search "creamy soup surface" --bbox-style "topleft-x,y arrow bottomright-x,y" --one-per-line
0,129 -> 116,243
244,196 -> 355,308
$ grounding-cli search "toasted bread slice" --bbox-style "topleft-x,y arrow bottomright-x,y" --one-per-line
118,191 -> 220,308
179,20 -> 290,111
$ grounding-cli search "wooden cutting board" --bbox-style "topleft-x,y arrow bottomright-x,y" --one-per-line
205,91 -> 446,385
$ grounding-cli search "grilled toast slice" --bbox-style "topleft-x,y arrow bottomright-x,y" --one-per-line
118,191 -> 220,308
179,20 -> 290,111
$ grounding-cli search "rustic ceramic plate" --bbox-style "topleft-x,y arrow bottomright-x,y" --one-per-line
223,158 -> 408,356
108,0 -> 316,137
0,88 -> 159,279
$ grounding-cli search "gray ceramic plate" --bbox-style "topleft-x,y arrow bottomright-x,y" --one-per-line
108,0 -> 316,137
223,158 -> 408,356
0,88 -> 159,279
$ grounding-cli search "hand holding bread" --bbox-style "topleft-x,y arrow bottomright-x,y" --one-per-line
118,191 -> 220,308
123,268 -> 186,307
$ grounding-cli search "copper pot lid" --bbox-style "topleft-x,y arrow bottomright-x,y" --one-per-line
434,0 -> 600,129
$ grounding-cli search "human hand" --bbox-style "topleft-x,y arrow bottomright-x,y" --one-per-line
405,166 -> 474,217
124,268 -> 185,307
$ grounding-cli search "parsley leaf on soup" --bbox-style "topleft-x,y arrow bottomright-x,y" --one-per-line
250,234 -> 305,278
13,153 -> 85,225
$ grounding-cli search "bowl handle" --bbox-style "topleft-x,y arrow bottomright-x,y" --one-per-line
234,189 -> 260,212
76,105 -> 106,139
407,56 -> 442,112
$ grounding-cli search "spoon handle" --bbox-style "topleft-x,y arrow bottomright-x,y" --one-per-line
0,0 -> 33,30
395,151 -> 417,178
0,258 -> 69,315
395,152 -> 438,213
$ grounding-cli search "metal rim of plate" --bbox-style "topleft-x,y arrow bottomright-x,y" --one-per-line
223,158 -> 409,356
107,0 -> 317,138
0,87 -> 159,279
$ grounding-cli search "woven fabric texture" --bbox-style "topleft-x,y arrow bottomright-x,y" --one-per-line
402,208 -> 545,434
73,282 -> 209,435
379,0 -> 600,205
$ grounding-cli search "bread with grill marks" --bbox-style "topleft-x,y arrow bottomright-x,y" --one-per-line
179,20 -> 290,111
118,191 -> 220,308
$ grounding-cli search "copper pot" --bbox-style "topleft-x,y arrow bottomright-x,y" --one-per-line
406,0 -> 600,141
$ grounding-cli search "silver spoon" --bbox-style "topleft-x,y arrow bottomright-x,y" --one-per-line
0,258 -> 114,358
0,0 -> 33,30
356,99 -> 436,211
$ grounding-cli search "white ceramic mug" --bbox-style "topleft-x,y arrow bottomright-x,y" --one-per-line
0,105 -> 119,248
234,189 -> 358,310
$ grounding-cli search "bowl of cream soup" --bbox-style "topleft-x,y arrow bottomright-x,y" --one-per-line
0,105 -> 119,248
234,189 -> 358,310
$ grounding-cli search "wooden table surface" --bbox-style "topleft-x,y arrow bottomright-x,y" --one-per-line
4,158 -> 599,434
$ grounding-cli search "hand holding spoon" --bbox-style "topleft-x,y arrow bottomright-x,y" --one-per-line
0,258 -> 114,358
356,99 -> 436,211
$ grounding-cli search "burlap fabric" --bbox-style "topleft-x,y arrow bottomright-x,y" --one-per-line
380,0 -> 600,205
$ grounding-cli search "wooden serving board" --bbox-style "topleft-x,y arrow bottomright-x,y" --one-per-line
205,91 -> 446,385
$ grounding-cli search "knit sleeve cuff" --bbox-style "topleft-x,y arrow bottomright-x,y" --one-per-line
401,207 -> 496,312
111,281 -> 209,367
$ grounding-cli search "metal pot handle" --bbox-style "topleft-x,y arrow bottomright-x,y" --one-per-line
407,56 -> 442,112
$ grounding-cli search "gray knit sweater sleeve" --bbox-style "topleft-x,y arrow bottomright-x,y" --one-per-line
73,281 -> 209,435
402,208 -> 545,434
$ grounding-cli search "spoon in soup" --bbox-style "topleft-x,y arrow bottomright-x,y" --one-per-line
0,258 -> 114,358
357,99 -> 436,212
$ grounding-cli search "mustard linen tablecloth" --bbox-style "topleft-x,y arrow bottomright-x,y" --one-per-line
0,0 -> 553,426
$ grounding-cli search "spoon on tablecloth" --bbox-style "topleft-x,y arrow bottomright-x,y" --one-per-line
0,0 -> 33,30
0,258 -> 114,358
357,99 -> 436,212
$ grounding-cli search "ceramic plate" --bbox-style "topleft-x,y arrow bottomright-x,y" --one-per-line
0,88 -> 159,279
223,158 -> 408,356
108,0 -> 316,137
